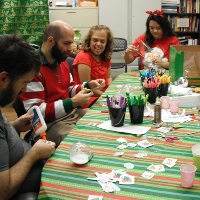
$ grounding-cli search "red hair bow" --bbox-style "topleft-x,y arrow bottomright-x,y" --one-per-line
146,9 -> 164,18
146,11 -> 153,16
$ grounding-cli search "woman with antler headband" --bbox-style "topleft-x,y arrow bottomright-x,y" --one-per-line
124,9 -> 180,70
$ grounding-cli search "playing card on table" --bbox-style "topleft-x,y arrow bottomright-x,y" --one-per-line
119,174 -> 135,184
117,144 -> 128,150
134,152 -> 148,158
116,137 -> 127,143
124,163 -> 134,169
137,140 -> 154,148
142,171 -> 155,180
127,142 -> 137,148
147,164 -> 160,172
88,195 -> 103,200
98,181 -> 120,193
156,165 -> 165,172
114,152 -> 124,156
108,169 -> 126,181
162,158 -> 177,168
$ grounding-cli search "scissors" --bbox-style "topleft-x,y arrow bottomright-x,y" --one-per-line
165,136 -> 179,143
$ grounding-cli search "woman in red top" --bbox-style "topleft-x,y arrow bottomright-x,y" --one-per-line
124,10 -> 180,70
73,25 -> 114,108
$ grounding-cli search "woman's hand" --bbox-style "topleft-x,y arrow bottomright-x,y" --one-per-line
125,44 -> 138,54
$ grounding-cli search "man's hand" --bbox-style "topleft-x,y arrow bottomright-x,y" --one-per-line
31,139 -> 56,160
89,79 -> 105,89
12,113 -> 33,133
72,90 -> 94,107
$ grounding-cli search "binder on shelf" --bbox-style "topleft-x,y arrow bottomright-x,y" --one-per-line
162,0 -> 180,3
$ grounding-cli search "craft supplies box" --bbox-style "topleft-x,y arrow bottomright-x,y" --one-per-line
169,45 -> 200,86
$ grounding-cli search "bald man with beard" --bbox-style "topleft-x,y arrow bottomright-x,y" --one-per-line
19,20 -> 105,146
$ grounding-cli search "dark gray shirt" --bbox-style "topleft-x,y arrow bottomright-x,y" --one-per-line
0,110 -> 44,197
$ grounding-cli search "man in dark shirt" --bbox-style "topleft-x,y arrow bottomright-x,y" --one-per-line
0,34 -> 56,199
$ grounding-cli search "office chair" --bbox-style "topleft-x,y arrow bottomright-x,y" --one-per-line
111,38 -> 128,73
29,43 -> 40,49
66,56 -> 75,78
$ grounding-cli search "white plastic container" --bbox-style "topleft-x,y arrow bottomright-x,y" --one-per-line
27,106 -> 47,136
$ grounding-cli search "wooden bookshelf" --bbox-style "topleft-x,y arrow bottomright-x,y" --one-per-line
162,0 -> 200,45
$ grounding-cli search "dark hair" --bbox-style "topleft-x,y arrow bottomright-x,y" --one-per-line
0,34 -> 41,81
82,25 -> 114,62
145,11 -> 176,46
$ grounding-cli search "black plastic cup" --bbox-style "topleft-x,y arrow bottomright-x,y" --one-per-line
128,104 -> 145,124
108,106 -> 126,127
144,87 -> 158,104
158,83 -> 169,97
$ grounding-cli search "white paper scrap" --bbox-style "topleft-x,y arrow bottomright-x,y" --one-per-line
97,120 -> 151,135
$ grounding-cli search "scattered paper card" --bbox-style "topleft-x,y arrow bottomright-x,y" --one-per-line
134,152 -> 148,158
117,144 -> 128,150
88,195 -> 103,200
124,163 -> 134,169
119,174 -> 135,184
142,171 -> 155,180
127,143 -> 137,148
114,152 -> 124,156
162,158 -> 177,168
97,120 -> 151,135
137,140 -> 154,148
148,164 -> 165,172
116,137 -> 127,143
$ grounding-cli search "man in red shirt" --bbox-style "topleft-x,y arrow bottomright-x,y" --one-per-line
19,20 -> 105,146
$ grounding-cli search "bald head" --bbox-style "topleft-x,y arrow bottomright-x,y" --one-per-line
43,20 -> 74,42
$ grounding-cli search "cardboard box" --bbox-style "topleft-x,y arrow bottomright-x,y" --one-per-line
77,0 -> 98,7
169,45 -> 200,86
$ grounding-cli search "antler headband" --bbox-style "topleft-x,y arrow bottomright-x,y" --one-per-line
146,9 -> 164,18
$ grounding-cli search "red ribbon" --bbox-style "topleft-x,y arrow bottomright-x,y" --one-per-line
146,9 -> 164,18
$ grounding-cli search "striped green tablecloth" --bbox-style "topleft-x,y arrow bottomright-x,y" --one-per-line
39,72 -> 200,200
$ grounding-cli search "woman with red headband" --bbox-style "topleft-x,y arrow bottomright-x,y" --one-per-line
124,9 -> 180,70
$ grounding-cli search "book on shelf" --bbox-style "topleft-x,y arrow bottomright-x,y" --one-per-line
178,38 -> 199,45
177,35 -> 192,39
162,3 -> 180,6
163,8 -> 178,13
192,15 -> 196,31
162,0 -> 180,3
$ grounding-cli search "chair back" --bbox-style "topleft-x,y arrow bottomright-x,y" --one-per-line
111,38 -> 128,72
113,38 -> 127,52
29,43 -> 40,49
66,57 -> 74,78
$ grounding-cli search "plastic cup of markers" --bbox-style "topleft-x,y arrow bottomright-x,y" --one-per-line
160,96 -> 170,109
144,87 -> 158,104
180,164 -> 196,188
128,104 -> 144,124
108,106 -> 126,127
191,144 -> 200,171
158,83 -> 169,97
169,99 -> 179,113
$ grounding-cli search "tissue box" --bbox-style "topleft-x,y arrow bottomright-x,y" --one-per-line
169,45 -> 200,86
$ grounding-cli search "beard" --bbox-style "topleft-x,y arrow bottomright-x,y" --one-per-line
0,81 -> 17,108
51,41 -> 69,63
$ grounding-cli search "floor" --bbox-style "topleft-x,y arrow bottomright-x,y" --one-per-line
1,106 -> 26,138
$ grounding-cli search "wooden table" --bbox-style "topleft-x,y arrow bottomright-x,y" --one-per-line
38,72 -> 200,200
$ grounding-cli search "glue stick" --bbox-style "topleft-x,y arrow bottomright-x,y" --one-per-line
28,106 -> 47,141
